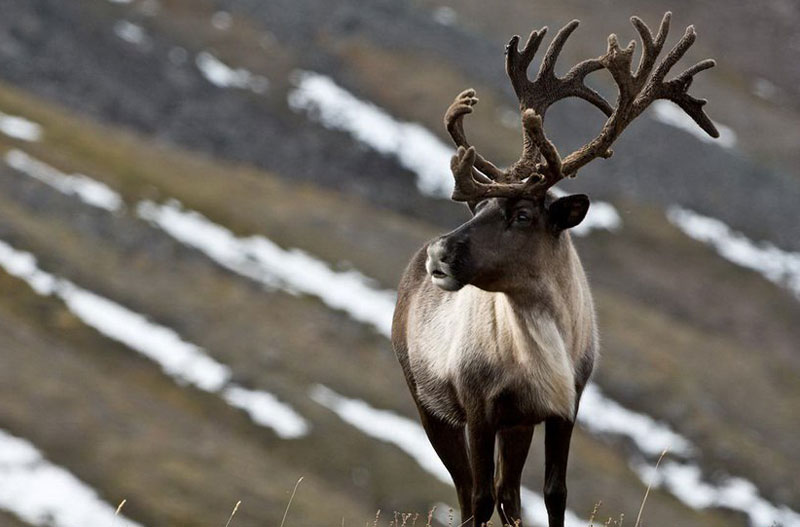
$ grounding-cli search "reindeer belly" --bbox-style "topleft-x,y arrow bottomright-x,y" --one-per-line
457,347 -> 576,425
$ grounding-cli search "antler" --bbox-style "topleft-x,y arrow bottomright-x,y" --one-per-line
445,12 -> 719,203
450,146 -> 542,202
443,89 -> 506,180
560,12 -> 719,178
506,21 -> 613,119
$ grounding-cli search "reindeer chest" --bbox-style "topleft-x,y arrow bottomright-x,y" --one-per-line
407,290 -> 576,425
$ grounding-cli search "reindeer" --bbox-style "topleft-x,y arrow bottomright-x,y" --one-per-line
391,12 -> 717,527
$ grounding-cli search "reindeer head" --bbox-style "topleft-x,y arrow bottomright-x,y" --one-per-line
427,12 -> 718,292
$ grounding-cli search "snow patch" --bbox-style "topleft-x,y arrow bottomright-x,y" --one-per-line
667,205 -> 800,300
579,384 -> 694,457
288,71 -> 621,235
635,460 -> 800,527
752,78 -> 779,101
551,188 -> 621,236
195,52 -> 269,93
136,200 -> 397,336
310,385 -> 585,527
311,384 -> 450,483
432,7 -> 457,26
289,70 -> 454,197
113,20 -> 148,46
223,384 -> 310,439
0,429 -> 143,527
0,239 -> 308,439
60,283 -> 232,392
652,100 -> 736,149
0,112 -> 42,141
572,200 -> 621,236
5,150 -> 123,211
211,11 -> 232,31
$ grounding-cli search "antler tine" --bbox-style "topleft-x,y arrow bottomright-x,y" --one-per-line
450,146 -> 542,203
506,27 -> 548,103
506,19 -> 614,184
631,12 -> 671,81
640,23 -> 720,137
537,20 -> 579,83
443,89 -> 506,180
559,12 -> 719,178
512,20 -> 614,118
522,110 -> 563,185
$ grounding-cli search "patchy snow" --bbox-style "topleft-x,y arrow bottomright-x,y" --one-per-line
0,112 -> 42,141
60,282 -> 232,393
311,385 -> 585,527
211,11 -> 232,31
572,200 -> 621,236
519,487 -> 585,527
195,52 -> 269,94
579,384 -> 693,456
635,460 -> 800,527
113,20 -> 148,46
551,188 -> 621,236
432,7 -> 457,26
752,78 -> 780,101
652,100 -> 736,149
288,71 -> 621,235
0,239 -> 308,438
5,150 -> 123,211
667,205 -> 800,300
0,428 -> 143,527
11,147 -> 794,522
311,385 -> 450,483
289,71 -> 454,197
137,200 -> 397,336
223,384 -> 310,439
107,0 -> 132,4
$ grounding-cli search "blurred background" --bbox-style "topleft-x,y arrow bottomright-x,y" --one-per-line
0,1 -> 798,526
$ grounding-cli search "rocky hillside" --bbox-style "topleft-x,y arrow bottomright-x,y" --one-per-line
0,1 -> 798,527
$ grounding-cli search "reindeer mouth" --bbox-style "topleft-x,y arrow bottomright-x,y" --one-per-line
426,240 -> 467,291
427,262 -> 465,292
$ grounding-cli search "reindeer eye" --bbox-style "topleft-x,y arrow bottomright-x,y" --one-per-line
513,210 -> 531,224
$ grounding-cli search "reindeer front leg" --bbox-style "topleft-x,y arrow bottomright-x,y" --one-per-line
543,417 -> 575,527
495,425 -> 535,525
467,420 -> 497,527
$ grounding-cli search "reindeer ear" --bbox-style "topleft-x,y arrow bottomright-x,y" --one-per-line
549,194 -> 590,231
